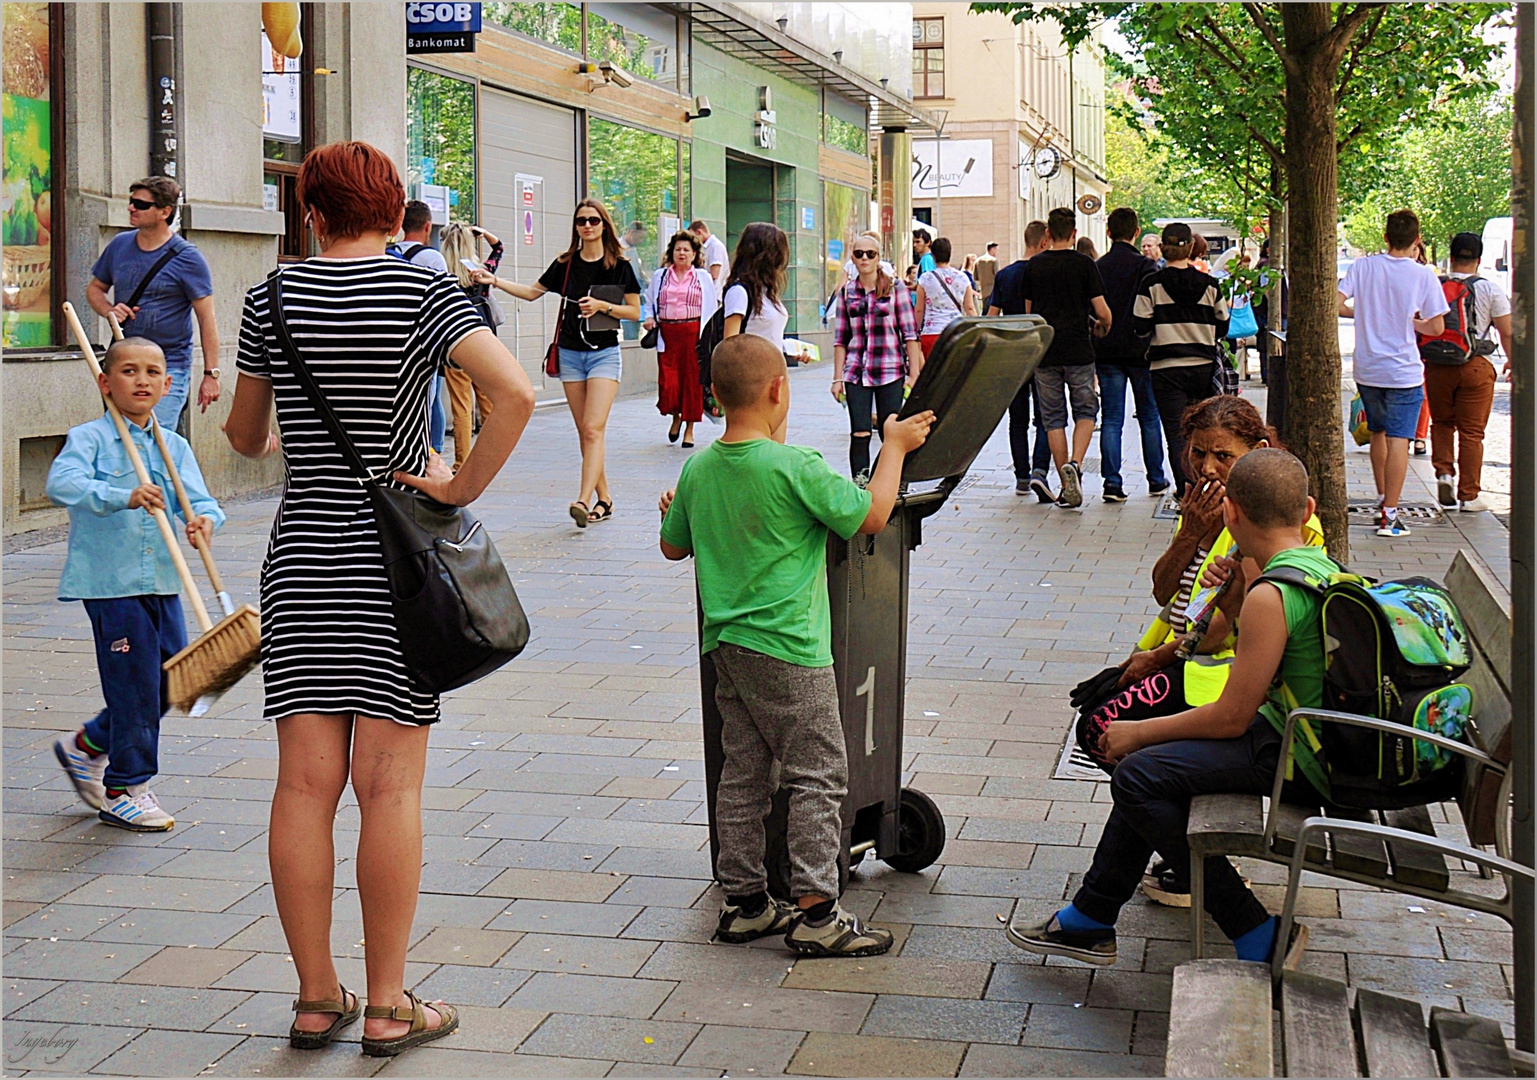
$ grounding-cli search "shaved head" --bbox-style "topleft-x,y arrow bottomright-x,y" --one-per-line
1226,448 -> 1310,529
711,334 -> 786,410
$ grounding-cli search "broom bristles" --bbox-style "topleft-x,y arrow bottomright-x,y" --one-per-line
164,604 -> 261,710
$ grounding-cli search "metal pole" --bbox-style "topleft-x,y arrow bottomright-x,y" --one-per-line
1509,3 -> 1534,1054
147,3 -> 179,180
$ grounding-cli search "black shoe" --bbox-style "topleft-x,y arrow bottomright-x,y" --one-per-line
1149,480 -> 1171,497
1015,479 -> 1032,496
1005,912 -> 1116,966
1102,485 -> 1128,503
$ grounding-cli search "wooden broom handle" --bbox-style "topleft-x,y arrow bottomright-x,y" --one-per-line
108,313 -> 228,598
63,302 -> 213,632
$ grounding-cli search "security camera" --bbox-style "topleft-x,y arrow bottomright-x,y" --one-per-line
686,95 -> 712,121
597,60 -> 633,89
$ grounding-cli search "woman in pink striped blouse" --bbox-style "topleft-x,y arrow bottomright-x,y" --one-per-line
643,232 -> 719,448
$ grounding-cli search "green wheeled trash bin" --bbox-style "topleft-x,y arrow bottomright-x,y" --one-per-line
699,315 -> 1055,898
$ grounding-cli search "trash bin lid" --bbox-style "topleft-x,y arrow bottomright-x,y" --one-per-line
898,315 -> 1054,483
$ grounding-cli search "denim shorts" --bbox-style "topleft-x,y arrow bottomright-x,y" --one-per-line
1358,383 -> 1424,439
559,345 -> 622,383
1034,364 -> 1099,430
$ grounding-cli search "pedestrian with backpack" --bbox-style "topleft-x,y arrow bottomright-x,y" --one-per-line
1420,232 -> 1514,513
390,201 -> 450,453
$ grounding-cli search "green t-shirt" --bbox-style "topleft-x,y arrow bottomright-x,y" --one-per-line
1256,545 -> 1341,792
661,439 -> 873,667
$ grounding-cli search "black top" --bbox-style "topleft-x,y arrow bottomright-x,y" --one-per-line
1094,241 -> 1159,366
987,259 -> 1029,315
1019,248 -> 1105,367
538,253 -> 641,351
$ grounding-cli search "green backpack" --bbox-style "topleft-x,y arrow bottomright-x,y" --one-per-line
1260,567 -> 1474,810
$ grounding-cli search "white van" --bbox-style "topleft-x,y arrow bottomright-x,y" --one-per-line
1480,215 -> 1512,296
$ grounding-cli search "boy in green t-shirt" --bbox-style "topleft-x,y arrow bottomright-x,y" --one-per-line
659,334 -> 934,956
1007,448 -> 1338,969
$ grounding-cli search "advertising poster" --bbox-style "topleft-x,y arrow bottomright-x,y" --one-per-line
911,138 -> 994,200
2,2 -> 52,347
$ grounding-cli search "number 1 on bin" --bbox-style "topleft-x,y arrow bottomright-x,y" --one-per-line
857,666 -> 876,756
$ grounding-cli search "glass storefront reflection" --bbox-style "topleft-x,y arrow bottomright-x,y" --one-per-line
589,118 -> 681,340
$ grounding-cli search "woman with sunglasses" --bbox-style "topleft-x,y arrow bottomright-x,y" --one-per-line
831,233 -> 923,479
477,200 -> 640,526
642,231 -> 718,448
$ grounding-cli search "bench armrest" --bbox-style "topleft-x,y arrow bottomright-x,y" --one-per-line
1263,708 -> 1504,854
1273,815 -> 1534,984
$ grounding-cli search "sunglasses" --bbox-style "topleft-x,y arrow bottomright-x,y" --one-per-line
574,216 -> 603,227
128,197 -> 159,211
851,248 -> 879,259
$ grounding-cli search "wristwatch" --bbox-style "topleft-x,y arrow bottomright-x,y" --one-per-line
204,368 -> 221,378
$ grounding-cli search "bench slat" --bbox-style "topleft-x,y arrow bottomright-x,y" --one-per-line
1280,969 -> 1358,1077
1380,805 -> 1451,892
1167,959 -> 1274,1078
1269,801 -> 1327,864
1354,987 -> 1436,1078
1329,806 -> 1390,878
1188,793 -> 1267,860
1430,1005 -> 1514,1077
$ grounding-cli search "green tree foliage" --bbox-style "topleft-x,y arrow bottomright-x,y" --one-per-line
1344,85 -> 1514,260
483,2 -> 582,52
407,68 -> 476,224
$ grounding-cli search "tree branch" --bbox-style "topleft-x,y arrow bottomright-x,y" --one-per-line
1196,15 -> 1257,81
1335,5 -> 1387,103
1327,2 -> 1387,59
1240,3 -> 1295,75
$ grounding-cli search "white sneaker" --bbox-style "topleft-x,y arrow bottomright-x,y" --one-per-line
1436,475 -> 1456,508
1459,498 -> 1491,513
54,732 -> 108,810
99,785 -> 174,832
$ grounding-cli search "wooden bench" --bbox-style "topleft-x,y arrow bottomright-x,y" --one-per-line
1167,959 -> 1531,1077
1186,551 -> 1520,958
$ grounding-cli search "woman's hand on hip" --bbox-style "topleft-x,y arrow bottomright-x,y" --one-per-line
394,451 -> 460,504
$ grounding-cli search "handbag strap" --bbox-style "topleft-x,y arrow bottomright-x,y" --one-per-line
933,268 -> 966,312
267,269 -> 381,488
548,258 -> 575,349
124,236 -> 185,310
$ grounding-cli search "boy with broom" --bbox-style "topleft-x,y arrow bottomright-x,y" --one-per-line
48,336 -> 225,831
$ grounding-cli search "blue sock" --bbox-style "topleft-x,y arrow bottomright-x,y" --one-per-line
1233,916 -> 1278,962
1055,903 -> 1112,934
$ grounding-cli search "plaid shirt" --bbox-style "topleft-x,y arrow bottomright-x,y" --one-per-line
833,278 -> 919,386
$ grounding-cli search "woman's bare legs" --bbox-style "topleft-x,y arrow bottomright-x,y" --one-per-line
563,380 -> 592,506
563,377 -> 618,508
350,715 -> 447,1040
272,713 -> 353,1033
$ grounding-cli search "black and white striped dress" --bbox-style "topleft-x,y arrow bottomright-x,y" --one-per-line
236,257 -> 488,726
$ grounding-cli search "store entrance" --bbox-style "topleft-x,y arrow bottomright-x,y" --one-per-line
725,154 -> 777,255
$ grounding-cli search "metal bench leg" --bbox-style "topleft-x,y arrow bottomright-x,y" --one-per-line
1190,855 -> 1206,958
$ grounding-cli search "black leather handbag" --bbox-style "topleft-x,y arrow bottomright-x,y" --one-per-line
269,270 -> 529,694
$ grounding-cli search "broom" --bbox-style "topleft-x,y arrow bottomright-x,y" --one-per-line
63,302 -> 261,710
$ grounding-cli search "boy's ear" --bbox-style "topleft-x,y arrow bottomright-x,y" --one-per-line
96,371 -> 112,397
1221,495 -> 1239,530
1305,495 -> 1317,523
767,373 -> 786,404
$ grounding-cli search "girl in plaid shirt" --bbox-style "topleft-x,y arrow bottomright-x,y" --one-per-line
831,233 -> 924,478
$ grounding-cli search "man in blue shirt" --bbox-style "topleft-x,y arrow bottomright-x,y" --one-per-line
86,177 -> 219,433
913,231 -> 937,276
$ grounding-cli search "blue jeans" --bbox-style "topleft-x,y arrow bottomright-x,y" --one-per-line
1008,377 -> 1053,481
1097,363 -> 1167,491
81,595 -> 187,789
153,363 -> 192,435
427,375 -> 447,453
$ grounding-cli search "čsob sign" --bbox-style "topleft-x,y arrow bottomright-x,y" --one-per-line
406,2 -> 481,53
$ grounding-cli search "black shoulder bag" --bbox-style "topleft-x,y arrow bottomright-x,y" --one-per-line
268,270 -> 530,694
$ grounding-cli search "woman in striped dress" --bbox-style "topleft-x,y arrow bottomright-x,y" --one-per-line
223,142 -> 536,1056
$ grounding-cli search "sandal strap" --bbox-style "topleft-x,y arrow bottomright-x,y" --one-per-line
362,990 -> 425,1030
294,986 -> 354,1014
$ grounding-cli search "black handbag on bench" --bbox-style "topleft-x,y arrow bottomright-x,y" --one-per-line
269,270 -> 530,694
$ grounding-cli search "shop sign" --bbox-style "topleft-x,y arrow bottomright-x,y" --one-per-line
801,206 -> 815,231
407,2 -> 481,54
911,139 -> 993,199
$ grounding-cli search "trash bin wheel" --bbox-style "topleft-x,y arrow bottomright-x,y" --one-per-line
882,787 -> 945,874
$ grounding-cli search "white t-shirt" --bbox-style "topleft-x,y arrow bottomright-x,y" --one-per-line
724,283 -> 788,353
1340,254 -> 1450,388
702,234 -> 728,279
406,245 -> 449,274
917,267 -> 970,336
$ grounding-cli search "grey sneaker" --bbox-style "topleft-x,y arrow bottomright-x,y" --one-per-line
1058,462 -> 1083,508
784,903 -> 894,958
1005,911 -> 1116,966
715,897 -> 797,944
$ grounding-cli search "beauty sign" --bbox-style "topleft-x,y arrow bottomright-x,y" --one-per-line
911,139 -> 993,200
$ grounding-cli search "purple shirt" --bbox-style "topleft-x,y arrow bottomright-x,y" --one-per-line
833,279 -> 918,387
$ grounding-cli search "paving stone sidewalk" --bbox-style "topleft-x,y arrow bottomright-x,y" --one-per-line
2,361 -> 1515,1077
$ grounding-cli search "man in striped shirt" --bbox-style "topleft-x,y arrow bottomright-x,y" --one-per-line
1134,223 -> 1229,496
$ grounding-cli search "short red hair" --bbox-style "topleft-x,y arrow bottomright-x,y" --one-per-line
296,141 -> 405,239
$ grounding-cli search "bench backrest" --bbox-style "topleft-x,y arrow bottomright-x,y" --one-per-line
1445,551 -> 1512,846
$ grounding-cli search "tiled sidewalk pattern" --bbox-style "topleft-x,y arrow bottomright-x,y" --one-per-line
3,362 -> 1515,1076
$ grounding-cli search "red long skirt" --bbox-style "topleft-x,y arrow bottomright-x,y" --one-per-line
657,319 -> 704,423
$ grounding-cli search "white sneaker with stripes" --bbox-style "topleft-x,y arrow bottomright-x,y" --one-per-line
99,786 -> 174,832
54,732 -> 107,810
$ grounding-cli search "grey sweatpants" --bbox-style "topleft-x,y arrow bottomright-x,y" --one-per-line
712,642 -> 848,899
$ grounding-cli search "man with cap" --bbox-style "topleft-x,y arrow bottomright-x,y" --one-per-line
1425,232 -> 1513,514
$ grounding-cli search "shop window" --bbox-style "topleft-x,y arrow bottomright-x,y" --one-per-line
406,66 -> 477,225
262,3 -> 313,260
822,181 -> 868,309
586,3 -> 680,90
823,114 -> 865,156
2,2 -> 57,348
483,1 -> 582,53
587,118 -> 680,340
913,17 -> 945,99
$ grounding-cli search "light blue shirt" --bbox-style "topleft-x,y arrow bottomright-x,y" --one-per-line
47,414 -> 225,601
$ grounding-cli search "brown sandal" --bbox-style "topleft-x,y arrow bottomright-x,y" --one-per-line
360,989 -> 458,1057
289,985 -> 361,1049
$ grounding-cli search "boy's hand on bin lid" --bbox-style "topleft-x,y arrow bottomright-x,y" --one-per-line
882,410 -> 935,454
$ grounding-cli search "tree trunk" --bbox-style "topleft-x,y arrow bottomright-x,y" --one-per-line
1266,162 -> 1289,441
1280,3 -> 1350,561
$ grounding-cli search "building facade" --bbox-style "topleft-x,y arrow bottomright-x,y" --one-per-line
2,2 -> 402,534
908,4 -> 1108,268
